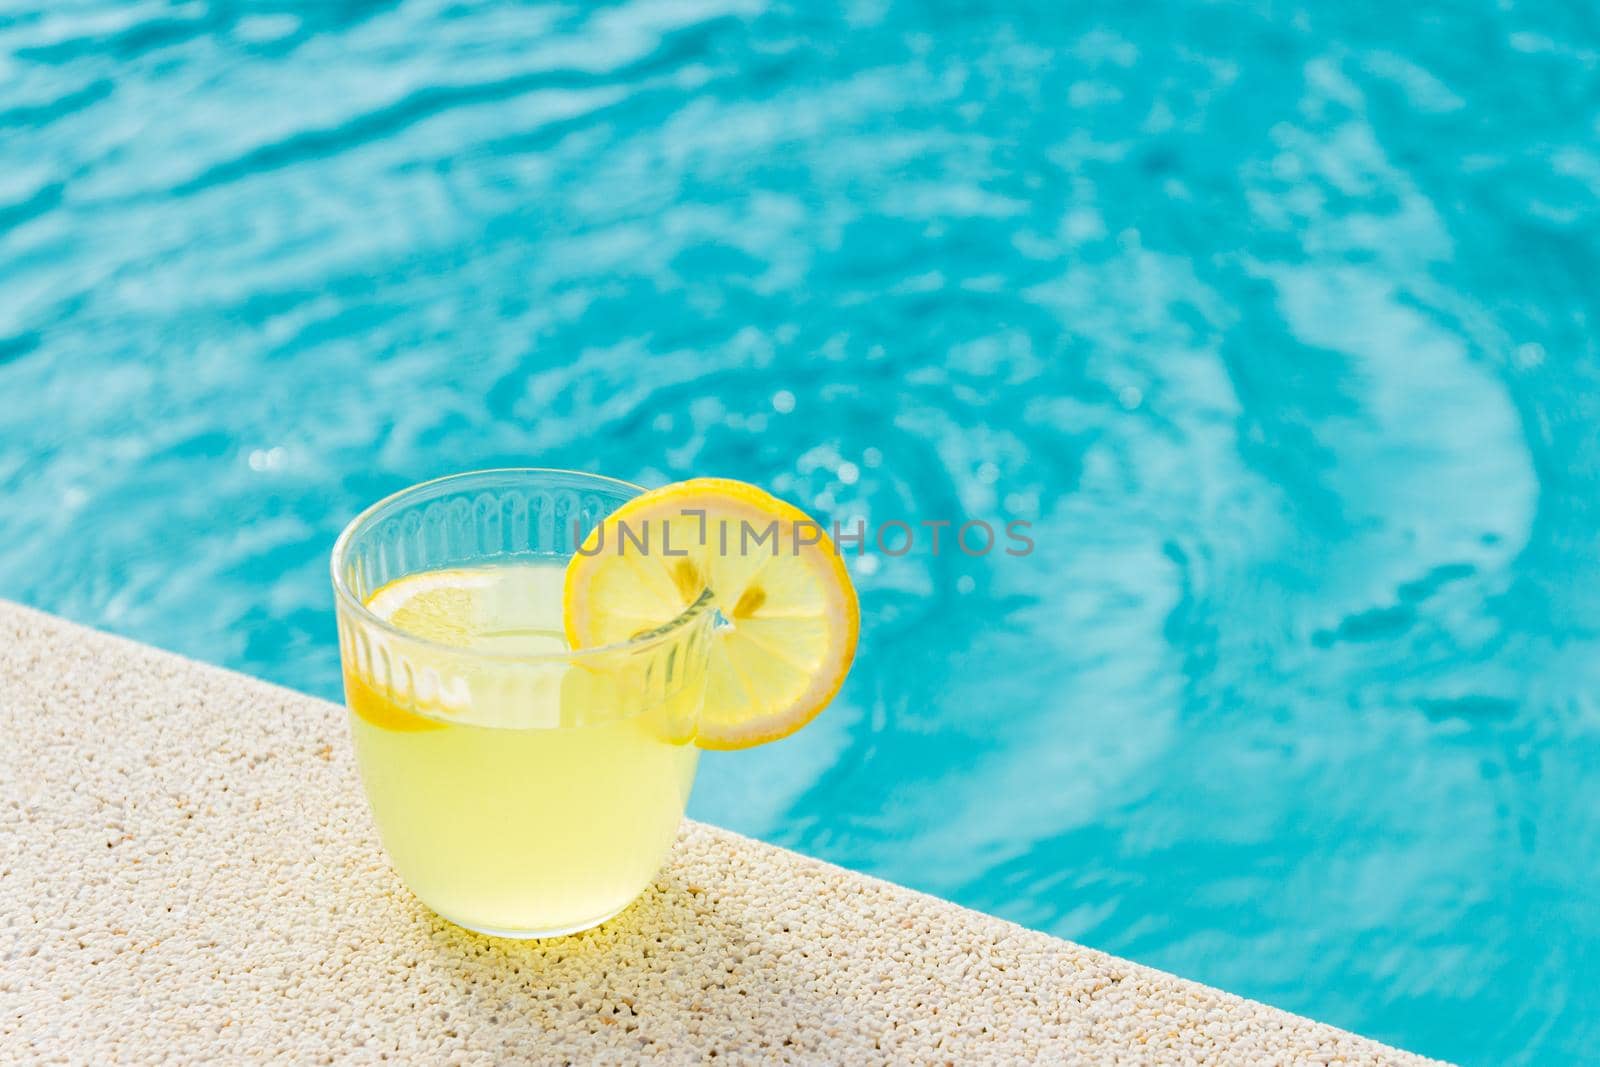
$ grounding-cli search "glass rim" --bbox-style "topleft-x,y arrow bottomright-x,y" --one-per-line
329,467 -> 716,665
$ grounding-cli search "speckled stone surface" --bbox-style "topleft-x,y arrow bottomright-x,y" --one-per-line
0,601 -> 1442,1065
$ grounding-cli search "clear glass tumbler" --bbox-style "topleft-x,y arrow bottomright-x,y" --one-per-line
331,469 -> 714,938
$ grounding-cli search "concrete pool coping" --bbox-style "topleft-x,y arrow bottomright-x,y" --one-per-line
0,600 -> 1442,1064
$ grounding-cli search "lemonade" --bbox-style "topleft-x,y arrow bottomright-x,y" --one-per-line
344,563 -> 700,936
332,469 -> 857,939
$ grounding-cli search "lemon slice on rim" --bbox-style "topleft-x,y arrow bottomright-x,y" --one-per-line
563,477 -> 860,749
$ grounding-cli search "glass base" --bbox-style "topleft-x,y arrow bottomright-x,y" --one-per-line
435,901 -> 629,940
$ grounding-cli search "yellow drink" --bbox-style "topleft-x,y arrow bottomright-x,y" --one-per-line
342,562 -> 701,937
332,468 -> 854,938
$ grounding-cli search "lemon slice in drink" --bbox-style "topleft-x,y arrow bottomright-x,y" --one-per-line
366,567 -> 506,647
563,478 -> 859,749
350,566 -> 568,732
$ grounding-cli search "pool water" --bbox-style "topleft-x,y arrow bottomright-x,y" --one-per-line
4,2 -> 1597,1061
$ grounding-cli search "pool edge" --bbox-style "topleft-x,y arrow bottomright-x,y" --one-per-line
0,598 -> 1448,1065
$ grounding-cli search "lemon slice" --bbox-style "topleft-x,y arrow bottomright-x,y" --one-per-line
349,566 -> 569,732
563,478 -> 859,749
366,567 -> 504,647
367,565 -> 568,653
345,569 -> 499,732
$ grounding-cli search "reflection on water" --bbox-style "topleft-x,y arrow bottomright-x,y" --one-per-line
3,1 -> 1599,1060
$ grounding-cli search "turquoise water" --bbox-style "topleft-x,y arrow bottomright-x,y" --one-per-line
3,1 -> 1598,1060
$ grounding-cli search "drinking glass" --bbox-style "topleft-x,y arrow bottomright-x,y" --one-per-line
331,469 -> 714,938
